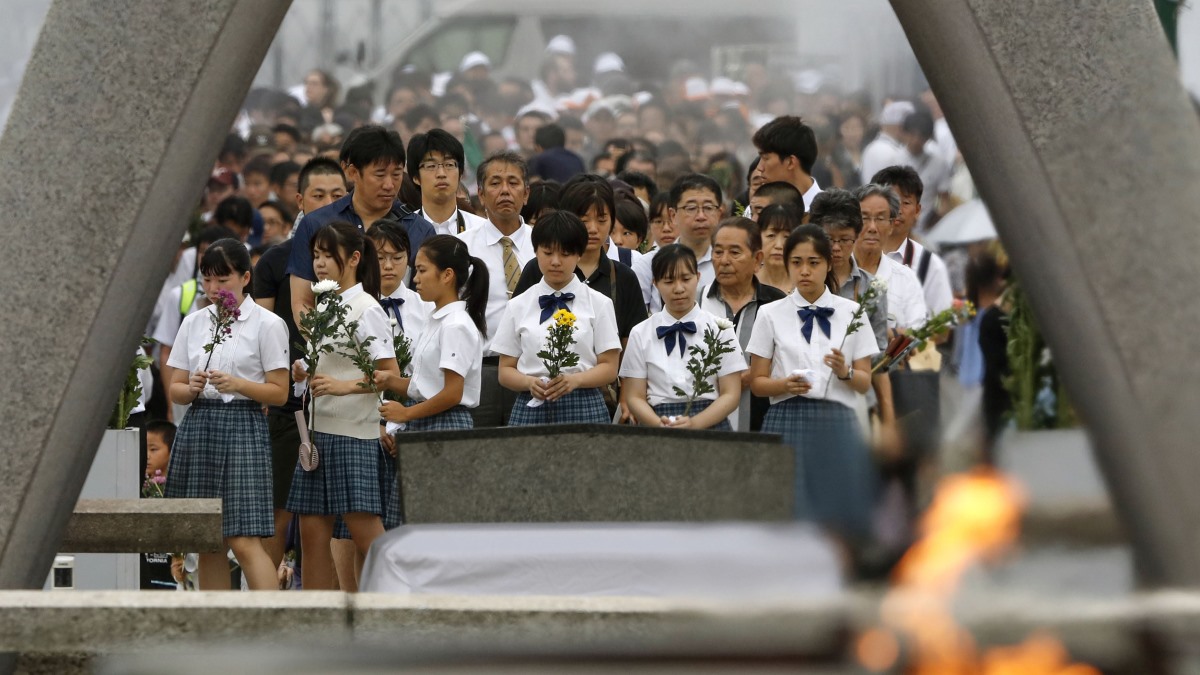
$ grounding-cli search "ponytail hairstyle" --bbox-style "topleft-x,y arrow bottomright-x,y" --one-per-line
418,234 -> 490,335
783,224 -> 839,293
311,221 -> 381,298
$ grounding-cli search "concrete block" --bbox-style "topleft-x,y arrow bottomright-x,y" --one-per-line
0,591 -> 349,653
397,425 -> 793,523
60,499 -> 223,553
0,0 -> 291,591
890,0 -> 1200,585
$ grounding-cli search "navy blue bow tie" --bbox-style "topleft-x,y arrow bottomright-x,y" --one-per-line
656,321 -> 697,356
538,292 -> 575,323
380,297 -> 405,332
798,306 -> 834,343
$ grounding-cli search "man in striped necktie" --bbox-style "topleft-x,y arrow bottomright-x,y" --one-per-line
456,151 -> 534,426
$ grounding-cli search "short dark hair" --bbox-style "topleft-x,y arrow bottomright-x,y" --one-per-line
243,154 -> 273,178
755,181 -> 805,211
650,243 -> 699,281
406,128 -> 465,179
757,203 -> 804,235
258,199 -> 294,225
367,218 -> 412,255
616,171 -> 658,199
477,150 -> 529,187
402,104 -> 439,132
342,124 -> 406,171
808,188 -> 864,236
531,210 -> 589,257
557,114 -> 584,132
298,156 -> 347,195
534,124 -> 566,150
269,160 -> 301,188
902,109 -> 935,142
272,123 -> 302,143
870,165 -> 924,201
713,216 -> 762,252
649,192 -> 672,221
146,419 -> 176,448
752,116 -> 818,174
219,134 -> 246,163
213,196 -> 254,232
614,197 -> 649,243
614,150 -> 655,176
196,224 -> 236,248
522,181 -> 561,223
560,175 -> 616,225
668,173 -> 723,208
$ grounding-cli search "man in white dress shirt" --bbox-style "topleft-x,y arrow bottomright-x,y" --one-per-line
895,110 -> 953,232
407,128 -> 491,235
860,101 -> 914,187
871,165 -> 954,315
854,184 -> 927,331
457,151 -> 535,427
751,116 -> 822,210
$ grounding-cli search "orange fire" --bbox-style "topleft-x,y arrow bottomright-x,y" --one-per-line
857,468 -> 1100,675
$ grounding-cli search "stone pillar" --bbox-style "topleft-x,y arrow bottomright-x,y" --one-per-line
0,0 -> 291,592
891,0 -> 1200,586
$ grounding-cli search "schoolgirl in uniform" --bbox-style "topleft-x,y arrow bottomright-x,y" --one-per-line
286,221 -> 399,590
747,225 -> 879,540
367,221 -> 432,531
377,234 -> 487,431
492,211 -> 620,425
165,238 -> 289,590
620,244 -> 743,430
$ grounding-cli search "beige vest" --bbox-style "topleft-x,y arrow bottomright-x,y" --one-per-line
311,292 -> 380,439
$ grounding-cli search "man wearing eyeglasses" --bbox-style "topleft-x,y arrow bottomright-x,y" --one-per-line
751,116 -> 822,211
407,129 -> 491,235
668,173 -> 726,293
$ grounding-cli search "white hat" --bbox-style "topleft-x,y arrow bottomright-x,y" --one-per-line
546,35 -> 576,56
459,51 -> 491,72
594,52 -> 625,75
880,100 -> 916,126
684,76 -> 709,101
793,69 -> 824,95
710,77 -> 742,97
516,100 -> 558,120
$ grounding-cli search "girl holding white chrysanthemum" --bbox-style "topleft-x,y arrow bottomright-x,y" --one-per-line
492,211 -> 620,425
620,244 -> 744,430
287,221 -> 399,591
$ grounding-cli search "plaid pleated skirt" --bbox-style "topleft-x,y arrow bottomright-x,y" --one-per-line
652,400 -> 733,431
164,398 -> 273,538
285,430 -> 382,517
761,396 -> 876,540
333,441 -> 400,539
508,388 -> 610,426
403,399 -> 474,431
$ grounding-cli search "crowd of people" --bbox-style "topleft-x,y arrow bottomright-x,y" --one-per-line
134,35 -> 1011,591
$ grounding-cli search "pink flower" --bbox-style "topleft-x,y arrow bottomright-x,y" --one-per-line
153,474 -> 166,485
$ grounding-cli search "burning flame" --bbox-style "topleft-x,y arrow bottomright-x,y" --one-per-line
857,469 -> 1101,675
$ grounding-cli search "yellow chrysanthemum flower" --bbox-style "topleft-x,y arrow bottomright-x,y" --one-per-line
553,308 -> 576,327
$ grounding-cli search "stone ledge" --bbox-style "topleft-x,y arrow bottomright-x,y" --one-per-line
60,499 -> 223,553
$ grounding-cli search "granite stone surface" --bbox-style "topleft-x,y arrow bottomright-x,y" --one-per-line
0,0 -> 292,590
60,499 -> 223,553
396,425 -> 793,523
889,0 -> 1200,585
